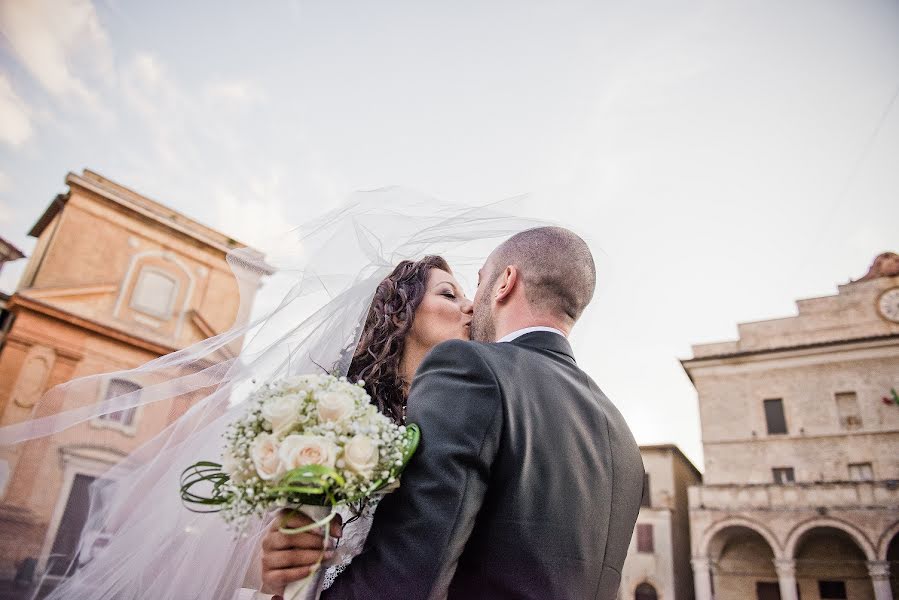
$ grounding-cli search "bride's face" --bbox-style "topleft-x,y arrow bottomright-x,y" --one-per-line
408,268 -> 474,349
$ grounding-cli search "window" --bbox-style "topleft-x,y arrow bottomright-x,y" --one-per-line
635,583 -> 658,600
756,582 -> 781,600
772,467 -> 795,484
636,523 -> 654,553
835,392 -> 862,430
764,398 -> 788,434
818,580 -> 847,599
641,473 -> 651,507
130,267 -> 178,319
48,473 -> 96,576
97,379 -> 141,428
848,462 -> 873,481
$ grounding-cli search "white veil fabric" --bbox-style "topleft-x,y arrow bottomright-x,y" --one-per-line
0,188 -> 548,599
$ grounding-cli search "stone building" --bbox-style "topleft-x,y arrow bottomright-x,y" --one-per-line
620,444 -> 702,600
0,237 -> 25,335
0,170 -> 268,592
0,237 -> 25,271
682,252 -> 899,600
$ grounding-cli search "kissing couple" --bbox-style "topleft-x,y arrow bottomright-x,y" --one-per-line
2,192 -> 643,600
258,225 -> 644,599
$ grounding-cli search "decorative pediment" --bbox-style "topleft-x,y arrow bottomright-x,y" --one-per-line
23,284 -> 119,301
58,444 -> 128,470
854,252 -> 899,282
0,236 -> 25,263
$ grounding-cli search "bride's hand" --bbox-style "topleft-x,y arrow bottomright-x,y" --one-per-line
260,511 -> 344,594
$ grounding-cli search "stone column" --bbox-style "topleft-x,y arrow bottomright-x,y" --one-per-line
692,556 -> 713,600
774,559 -> 799,600
868,561 -> 893,600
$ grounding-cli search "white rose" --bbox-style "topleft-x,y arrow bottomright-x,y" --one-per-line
279,434 -> 338,470
261,395 -> 300,434
250,433 -> 285,481
343,435 -> 379,478
317,392 -> 355,424
221,448 -> 248,483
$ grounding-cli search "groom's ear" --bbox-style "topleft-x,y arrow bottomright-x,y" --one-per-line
494,266 -> 518,304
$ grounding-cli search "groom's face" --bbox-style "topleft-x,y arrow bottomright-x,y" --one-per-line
471,257 -> 497,342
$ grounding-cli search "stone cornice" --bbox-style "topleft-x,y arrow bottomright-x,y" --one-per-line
689,479 -> 899,511
7,293 -> 176,356
67,172 -> 238,255
681,334 -> 899,383
702,428 -> 899,446
683,333 -> 899,364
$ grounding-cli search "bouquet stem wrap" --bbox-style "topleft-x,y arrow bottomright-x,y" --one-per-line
283,505 -> 334,600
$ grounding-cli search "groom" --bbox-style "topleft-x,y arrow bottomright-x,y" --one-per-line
263,227 -> 644,599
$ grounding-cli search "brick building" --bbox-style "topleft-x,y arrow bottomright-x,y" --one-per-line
682,253 -> 899,600
0,237 -> 25,332
0,170 -> 268,593
620,444 -> 702,600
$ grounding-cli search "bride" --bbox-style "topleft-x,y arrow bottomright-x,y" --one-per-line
260,253 -> 475,597
0,189 -> 543,599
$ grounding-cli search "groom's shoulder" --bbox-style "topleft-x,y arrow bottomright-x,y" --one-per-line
414,340 -> 502,395
425,338 -> 492,364
428,338 -> 516,359
422,340 -> 527,380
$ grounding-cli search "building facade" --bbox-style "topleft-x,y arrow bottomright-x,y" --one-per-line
0,170 -> 267,592
682,253 -> 899,600
0,237 -> 25,339
621,444 -> 702,600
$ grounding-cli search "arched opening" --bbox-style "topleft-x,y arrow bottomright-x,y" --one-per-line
887,531 -> 898,599
707,524 -> 777,600
794,526 -> 874,600
635,582 -> 658,600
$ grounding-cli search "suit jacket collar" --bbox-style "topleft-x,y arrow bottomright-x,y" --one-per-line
508,330 -> 576,363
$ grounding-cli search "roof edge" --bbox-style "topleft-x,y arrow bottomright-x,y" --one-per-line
639,443 -> 703,478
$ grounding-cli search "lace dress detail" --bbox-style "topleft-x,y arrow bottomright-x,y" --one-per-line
321,501 -> 378,591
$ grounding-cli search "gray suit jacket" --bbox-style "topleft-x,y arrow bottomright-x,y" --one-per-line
322,331 -> 644,600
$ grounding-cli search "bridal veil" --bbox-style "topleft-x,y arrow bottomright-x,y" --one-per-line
0,188 -> 547,599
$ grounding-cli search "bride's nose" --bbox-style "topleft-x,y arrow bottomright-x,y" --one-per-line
461,299 -> 474,314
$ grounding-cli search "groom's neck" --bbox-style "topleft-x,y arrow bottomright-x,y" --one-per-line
492,307 -> 571,341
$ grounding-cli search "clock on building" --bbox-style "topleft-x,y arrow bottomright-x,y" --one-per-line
877,287 -> 899,323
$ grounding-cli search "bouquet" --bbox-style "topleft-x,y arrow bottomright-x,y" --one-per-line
180,374 -> 420,600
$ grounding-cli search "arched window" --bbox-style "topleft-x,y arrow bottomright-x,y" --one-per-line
635,582 -> 658,600
130,266 -> 179,319
97,378 -> 141,428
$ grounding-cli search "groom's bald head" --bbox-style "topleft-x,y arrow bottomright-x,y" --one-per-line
483,226 -> 596,324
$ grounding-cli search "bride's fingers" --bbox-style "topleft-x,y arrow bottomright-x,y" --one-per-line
330,515 -> 343,538
262,548 -> 334,570
270,511 -> 343,536
272,512 -> 315,531
260,564 -> 311,595
263,530 -> 330,552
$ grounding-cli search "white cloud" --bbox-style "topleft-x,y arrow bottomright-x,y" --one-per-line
0,199 -> 12,225
0,75 -> 34,146
0,169 -> 14,226
213,170 -> 294,254
0,0 -> 114,112
119,53 -> 198,168
204,81 -> 266,107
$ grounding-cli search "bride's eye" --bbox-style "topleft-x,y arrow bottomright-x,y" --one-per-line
441,290 -> 456,299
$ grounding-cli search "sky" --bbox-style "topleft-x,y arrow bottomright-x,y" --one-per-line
1,0 -> 897,468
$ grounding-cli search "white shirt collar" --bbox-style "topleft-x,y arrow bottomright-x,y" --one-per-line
497,326 -> 567,344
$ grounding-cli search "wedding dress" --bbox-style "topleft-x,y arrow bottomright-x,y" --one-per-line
0,188 -> 546,600
321,502 -> 377,590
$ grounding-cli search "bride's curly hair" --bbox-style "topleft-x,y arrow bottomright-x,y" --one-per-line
347,255 -> 450,425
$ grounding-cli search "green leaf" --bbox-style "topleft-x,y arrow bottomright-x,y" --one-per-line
179,460 -> 231,512
281,464 -> 346,488
401,423 -> 421,465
